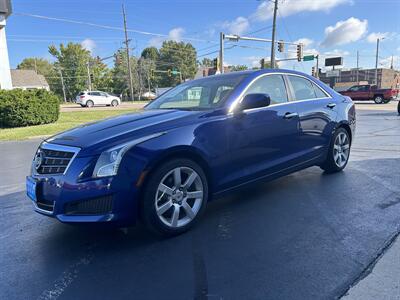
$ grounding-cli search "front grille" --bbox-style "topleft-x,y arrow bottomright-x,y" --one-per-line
35,143 -> 79,175
64,195 -> 114,216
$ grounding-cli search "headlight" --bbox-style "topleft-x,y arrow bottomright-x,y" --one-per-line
92,132 -> 165,178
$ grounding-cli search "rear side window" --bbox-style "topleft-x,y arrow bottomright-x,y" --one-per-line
287,76 -> 316,100
313,83 -> 328,98
78,92 -> 85,96
244,74 -> 288,105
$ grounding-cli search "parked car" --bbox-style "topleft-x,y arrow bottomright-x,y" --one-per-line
26,70 -> 356,236
339,84 -> 399,104
141,91 -> 157,100
76,91 -> 121,107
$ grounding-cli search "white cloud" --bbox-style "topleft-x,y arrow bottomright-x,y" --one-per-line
323,49 -> 350,57
252,0 -> 350,21
81,39 -> 96,53
222,16 -> 250,35
148,27 -> 185,47
366,32 -> 390,43
379,55 -> 398,68
168,27 -> 185,42
293,38 -> 314,48
321,17 -> 367,47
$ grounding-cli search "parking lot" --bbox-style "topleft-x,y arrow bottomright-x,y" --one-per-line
0,102 -> 399,300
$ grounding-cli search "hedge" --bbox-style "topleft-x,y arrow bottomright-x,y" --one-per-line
0,89 -> 59,128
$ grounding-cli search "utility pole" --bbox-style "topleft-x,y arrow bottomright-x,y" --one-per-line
375,38 -> 380,87
86,62 -> 92,91
390,55 -> 394,69
58,68 -> 67,103
122,4 -> 134,101
34,58 -> 38,74
270,0 -> 278,69
219,32 -> 224,74
315,55 -> 319,79
356,50 -> 359,84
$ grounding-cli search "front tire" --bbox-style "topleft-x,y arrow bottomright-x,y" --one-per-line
320,128 -> 351,173
374,95 -> 384,104
141,159 -> 208,237
111,100 -> 119,107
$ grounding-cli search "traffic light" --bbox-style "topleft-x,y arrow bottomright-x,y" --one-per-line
167,69 -> 172,77
213,57 -> 219,70
278,40 -> 284,53
260,58 -> 265,69
150,69 -> 155,78
90,73 -> 94,81
297,44 -> 303,62
311,66 -> 316,77
114,53 -> 122,65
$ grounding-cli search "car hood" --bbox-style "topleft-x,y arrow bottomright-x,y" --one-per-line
46,109 -> 203,155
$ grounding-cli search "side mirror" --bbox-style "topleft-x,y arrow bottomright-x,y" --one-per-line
238,93 -> 271,111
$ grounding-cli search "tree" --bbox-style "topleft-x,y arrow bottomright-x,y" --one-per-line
90,57 -> 113,93
230,64 -> 248,71
158,41 -> 197,87
49,43 -> 92,100
112,49 -> 140,99
199,58 -> 213,67
141,47 -> 160,61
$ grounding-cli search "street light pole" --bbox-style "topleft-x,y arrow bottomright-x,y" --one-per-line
375,38 -> 380,87
219,32 -> 224,74
270,0 -> 278,69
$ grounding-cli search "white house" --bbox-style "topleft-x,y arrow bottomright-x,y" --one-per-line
10,69 -> 50,91
0,0 -> 12,90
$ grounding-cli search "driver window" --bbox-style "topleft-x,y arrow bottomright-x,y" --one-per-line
244,75 -> 288,105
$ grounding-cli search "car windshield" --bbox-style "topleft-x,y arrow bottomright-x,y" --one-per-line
145,73 -> 248,110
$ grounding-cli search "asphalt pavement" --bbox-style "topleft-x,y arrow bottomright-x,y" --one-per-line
0,102 -> 399,300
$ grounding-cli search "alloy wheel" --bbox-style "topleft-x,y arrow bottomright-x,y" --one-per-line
155,167 -> 204,228
333,132 -> 350,168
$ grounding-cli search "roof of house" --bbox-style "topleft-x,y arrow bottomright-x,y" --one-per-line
11,69 -> 49,88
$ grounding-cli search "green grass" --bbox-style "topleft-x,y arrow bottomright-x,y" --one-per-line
0,109 -> 141,141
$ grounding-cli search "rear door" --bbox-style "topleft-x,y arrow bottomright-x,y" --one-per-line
285,75 -> 337,160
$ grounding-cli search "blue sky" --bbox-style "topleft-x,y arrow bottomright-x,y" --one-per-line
5,0 -> 400,74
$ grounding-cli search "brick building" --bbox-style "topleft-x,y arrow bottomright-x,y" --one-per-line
319,68 -> 400,90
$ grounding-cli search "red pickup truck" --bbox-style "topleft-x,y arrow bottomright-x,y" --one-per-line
339,84 -> 400,104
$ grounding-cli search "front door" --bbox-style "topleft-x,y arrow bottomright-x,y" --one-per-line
223,74 -> 301,188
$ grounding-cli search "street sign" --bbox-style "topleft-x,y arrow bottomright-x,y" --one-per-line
325,57 -> 343,67
303,55 -> 314,61
326,70 -> 340,77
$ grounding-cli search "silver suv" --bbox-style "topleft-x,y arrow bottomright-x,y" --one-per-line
76,91 -> 121,107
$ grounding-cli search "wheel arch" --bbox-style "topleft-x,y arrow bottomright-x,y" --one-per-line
138,146 -> 214,201
336,122 -> 353,144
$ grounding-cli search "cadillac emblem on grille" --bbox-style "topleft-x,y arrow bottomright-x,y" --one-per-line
34,150 -> 44,171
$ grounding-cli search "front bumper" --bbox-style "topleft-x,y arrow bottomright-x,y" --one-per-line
27,155 -> 142,226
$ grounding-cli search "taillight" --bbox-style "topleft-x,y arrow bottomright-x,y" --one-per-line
80,95 -> 85,99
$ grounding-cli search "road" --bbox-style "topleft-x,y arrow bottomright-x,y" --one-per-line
0,102 -> 399,300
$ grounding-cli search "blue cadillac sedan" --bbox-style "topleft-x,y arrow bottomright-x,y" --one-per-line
26,69 -> 356,236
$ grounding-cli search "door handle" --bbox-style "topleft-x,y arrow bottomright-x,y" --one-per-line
326,103 -> 336,109
284,112 -> 298,119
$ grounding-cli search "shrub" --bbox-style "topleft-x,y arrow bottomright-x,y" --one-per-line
0,89 -> 59,128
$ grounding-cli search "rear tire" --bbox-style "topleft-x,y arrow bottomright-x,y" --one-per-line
140,159 -> 208,237
398,101 -> 400,115
320,127 -> 351,173
86,100 -> 94,108
374,95 -> 384,104
111,100 -> 119,107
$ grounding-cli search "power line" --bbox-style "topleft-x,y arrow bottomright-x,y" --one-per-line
15,12 -> 219,45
